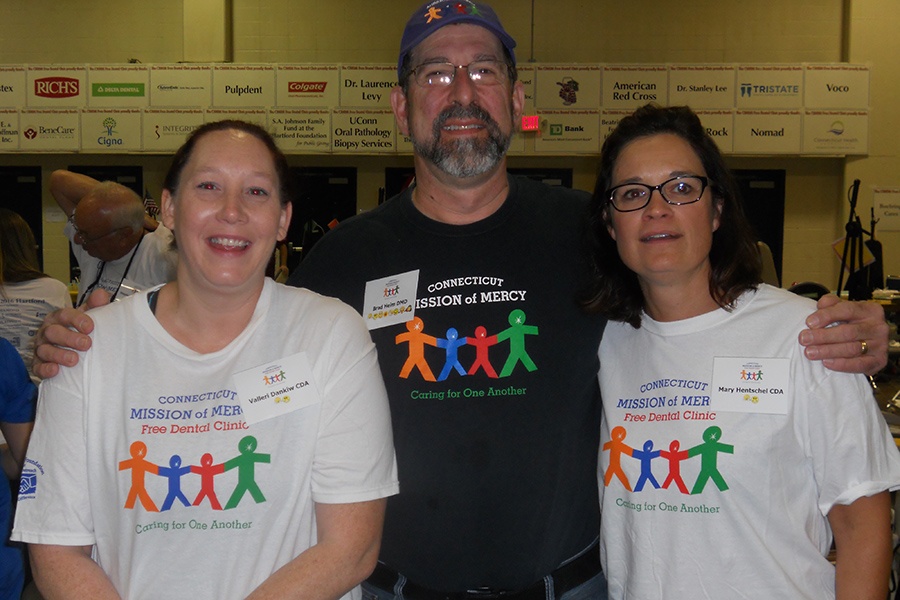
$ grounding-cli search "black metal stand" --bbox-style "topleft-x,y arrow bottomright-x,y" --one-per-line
837,179 -> 874,300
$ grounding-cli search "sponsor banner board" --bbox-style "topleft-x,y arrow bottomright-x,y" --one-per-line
150,64 -> 212,107
602,65 -> 667,109
535,65 -> 601,109
339,65 -> 395,108
0,67 -> 27,108
0,110 -> 19,150
733,110 -> 802,154
19,109 -> 80,151
80,108 -> 142,152
668,65 -> 736,109
696,110 -> 735,154
88,65 -> 149,108
802,110 -> 868,155
142,109 -> 204,152
332,108 -> 395,153
873,188 -> 900,231
534,110 -> 600,154
600,109 -> 634,141
804,64 -> 869,109
276,65 -> 339,107
269,109 -> 331,153
27,66 -> 86,108
212,65 -> 276,107
518,65 -> 535,110
736,65 -> 803,109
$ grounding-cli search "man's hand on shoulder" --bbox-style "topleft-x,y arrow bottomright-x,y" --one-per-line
798,294 -> 888,375
33,289 -> 109,379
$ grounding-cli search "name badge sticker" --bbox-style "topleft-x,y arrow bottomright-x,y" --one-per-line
711,357 -> 790,415
363,269 -> 419,330
234,351 -> 320,425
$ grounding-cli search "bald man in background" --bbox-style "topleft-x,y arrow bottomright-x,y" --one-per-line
51,170 -> 177,306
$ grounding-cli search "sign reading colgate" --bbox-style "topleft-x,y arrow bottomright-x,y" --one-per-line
34,77 -> 80,98
288,82 -> 327,93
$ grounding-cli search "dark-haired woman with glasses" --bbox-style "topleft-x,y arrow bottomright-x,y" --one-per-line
582,104 -> 900,599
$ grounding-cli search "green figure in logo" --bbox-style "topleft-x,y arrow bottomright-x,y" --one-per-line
496,309 -> 539,378
223,435 -> 271,509
687,426 -> 733,494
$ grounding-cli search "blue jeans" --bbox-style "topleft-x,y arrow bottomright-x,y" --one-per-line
361,569 -> 608,600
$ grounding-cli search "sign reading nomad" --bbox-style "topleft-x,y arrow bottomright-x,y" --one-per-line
733,110 -> 801,154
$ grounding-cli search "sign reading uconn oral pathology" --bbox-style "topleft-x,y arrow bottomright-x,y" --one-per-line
339,65 -> 395,108
668,65 -> 736,109
736,65 -> 803,109
803,64 -> 869,109
801,110 -> 868,155
602,66 -> 667,109
81,108 -> 142,152
0,67 -> 26,108
19,109 -> 79,152
275,65 -> 339,108
88,65 -> 149,108
0,110 -> 19,150
733,110 -> 801,154
269,109 -> 331,153
332,108 -> 395,153
27,66 -> 86,108
212,65 -> 275,107
534,110 -> 599,154
534,65 -> 601,109
142,108 -> 204,153
150,64 -> 212,107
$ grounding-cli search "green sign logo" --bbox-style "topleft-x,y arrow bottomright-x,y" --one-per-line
92,83 -> 145,97
549,124 -> 563,136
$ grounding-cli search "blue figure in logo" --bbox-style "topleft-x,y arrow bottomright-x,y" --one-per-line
632,440 -> 661,492
436,327 -> 468,381
158,454 -> 192,511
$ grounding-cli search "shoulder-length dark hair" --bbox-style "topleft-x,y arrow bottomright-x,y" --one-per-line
0,208 -> 47,288
581,104 -> 761,327
163,120 -> 295,207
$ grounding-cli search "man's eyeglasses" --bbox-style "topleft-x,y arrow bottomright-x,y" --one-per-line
69,213 -> 124,245
606,176 -> 709,213
411,60 -> 509,87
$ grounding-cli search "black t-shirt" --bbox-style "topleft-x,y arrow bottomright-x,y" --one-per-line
289,175 -> 606,591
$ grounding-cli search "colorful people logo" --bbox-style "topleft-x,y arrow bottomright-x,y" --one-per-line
118,436 -> 270,512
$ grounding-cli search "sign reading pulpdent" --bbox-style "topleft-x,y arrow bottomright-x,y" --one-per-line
212,65 -> 275,108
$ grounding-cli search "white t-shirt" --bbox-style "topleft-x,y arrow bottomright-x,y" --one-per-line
597,284 -> 900,600
13,279 -> 399,600
0,277 -> 71,382
65,221 -> 177,304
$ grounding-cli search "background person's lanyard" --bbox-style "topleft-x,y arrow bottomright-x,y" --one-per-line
76,234 -> 144,306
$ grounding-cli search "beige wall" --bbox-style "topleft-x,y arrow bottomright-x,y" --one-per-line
1,0 -> 896,289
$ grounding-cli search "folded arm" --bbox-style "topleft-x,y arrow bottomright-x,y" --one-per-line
246,498 -> 386,600
30,544 -> 120,600
829,491 -> 891,600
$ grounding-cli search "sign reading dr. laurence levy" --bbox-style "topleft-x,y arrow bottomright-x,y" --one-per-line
339,65 -> 395,108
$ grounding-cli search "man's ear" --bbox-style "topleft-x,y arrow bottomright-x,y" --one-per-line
391,86 -> 411,137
